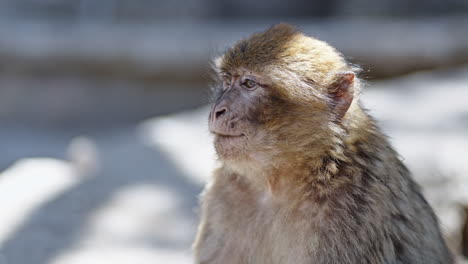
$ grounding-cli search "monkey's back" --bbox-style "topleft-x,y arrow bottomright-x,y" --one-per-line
306,130 -> 454,264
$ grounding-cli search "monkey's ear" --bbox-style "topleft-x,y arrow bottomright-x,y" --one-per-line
328,71 -> 355,119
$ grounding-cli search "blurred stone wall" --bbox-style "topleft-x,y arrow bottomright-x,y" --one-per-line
1,18 -> 468,126
0,0 -> 467,126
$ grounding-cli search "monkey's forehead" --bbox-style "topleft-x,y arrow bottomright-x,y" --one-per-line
218,25 -> 300,71
215,24 -> 347,81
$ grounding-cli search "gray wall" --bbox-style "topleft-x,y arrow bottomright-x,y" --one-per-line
0,0 -> 467,22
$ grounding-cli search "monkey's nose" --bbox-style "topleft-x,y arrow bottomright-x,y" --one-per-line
214,107 -> 227,120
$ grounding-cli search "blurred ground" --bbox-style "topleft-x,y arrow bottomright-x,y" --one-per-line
0,66 -> 467,263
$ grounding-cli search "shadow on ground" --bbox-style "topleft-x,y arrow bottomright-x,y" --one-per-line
0,125 -> 202,264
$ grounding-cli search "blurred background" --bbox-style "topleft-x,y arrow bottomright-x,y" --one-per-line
0,1 -> 467,263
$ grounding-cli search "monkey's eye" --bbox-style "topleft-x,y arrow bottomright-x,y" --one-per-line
241,78 -> 257,89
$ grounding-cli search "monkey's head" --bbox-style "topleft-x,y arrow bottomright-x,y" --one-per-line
209,24 -> 359,163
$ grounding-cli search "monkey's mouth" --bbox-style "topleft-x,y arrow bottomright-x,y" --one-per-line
215,132 -> 244,137
213,132 -> 246,142
214,133 -> 245,140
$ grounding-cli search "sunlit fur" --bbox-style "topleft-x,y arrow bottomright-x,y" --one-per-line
194,24 -> 453,264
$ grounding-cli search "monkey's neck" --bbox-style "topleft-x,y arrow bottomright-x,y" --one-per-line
225,111 -> 378,201
223,142 -> 347,200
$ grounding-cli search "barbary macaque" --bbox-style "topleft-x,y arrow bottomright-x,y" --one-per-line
193,24 -> 453,264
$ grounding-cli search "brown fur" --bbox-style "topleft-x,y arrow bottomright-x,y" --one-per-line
194,24 -> 453,264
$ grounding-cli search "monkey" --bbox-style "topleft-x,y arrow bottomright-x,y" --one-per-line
193,24 -> 453,264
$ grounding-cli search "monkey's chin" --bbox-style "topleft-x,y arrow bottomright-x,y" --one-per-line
213,134 -> 249,160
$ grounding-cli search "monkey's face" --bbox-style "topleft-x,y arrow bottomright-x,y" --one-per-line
209,69 -> 276,160
208,24 -> 356,163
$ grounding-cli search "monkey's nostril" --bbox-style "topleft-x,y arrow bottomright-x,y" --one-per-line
215,108 -> 227,119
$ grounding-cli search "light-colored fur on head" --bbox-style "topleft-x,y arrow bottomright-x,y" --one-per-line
215,24 -> 360,103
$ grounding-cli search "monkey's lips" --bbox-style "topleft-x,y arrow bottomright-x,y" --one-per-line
209,126 -> 244,138
212,131 -> 244,137
212,132 -> 245,140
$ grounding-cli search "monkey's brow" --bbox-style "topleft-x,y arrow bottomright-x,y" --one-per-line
217,68 -> 230,75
